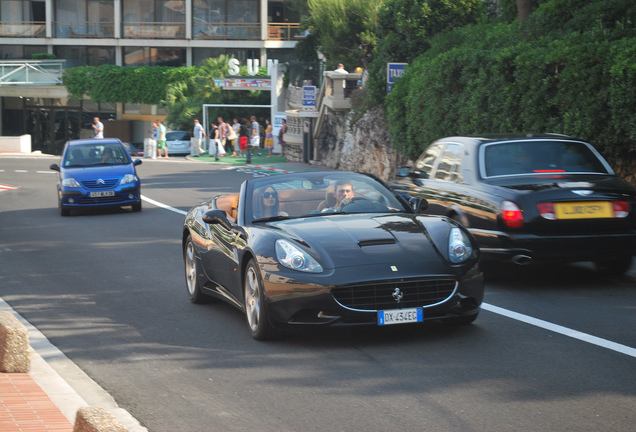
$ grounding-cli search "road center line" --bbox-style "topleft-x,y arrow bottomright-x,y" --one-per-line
482,302 -> 636,358
141,195 -> 188,215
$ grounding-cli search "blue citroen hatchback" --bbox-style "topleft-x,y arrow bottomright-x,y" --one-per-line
50,139 -> 142,216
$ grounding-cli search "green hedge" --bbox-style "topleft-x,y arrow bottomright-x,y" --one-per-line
386,25 -> 636,163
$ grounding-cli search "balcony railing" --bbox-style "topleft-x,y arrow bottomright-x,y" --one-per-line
0,60 -> 66,85
123,22 -> 185,39
267,23 -> 303,41
0,21 -> 46,37
193,22 -> 261,40
55,21 -> 115,38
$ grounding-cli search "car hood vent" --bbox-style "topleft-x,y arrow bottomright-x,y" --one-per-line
358,238 -> 396,247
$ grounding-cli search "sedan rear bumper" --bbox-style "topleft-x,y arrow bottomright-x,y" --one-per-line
474,229 -> 636,263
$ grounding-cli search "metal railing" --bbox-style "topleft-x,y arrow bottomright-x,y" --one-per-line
267,23 -> 303,41
193,22 -> 261,40
0,60 -> 66,85
123,22 -> 186,39
55,21 -> 115,38
0,21 -> 46,37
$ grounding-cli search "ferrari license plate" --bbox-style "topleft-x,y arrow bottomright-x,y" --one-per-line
89,190 -> 115,198
378,307 -> 423,326
554,201 -> 612,219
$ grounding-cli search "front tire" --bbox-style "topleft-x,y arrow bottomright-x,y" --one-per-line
132,201 -> 142,212
184,235 -> 205,303
244,259 -> 278,340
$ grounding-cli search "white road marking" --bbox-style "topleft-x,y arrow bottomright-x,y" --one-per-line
141,195 -> 187,215
482,302 -> 636,358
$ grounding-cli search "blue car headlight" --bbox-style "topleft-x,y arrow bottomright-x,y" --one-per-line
61,177 -> 81,188
120,174 -> 138,185
275,239 -> 323,273
448,227 -> 473,263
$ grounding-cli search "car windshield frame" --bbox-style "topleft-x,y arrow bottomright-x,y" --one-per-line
479,139 -> 613,179
244,172 -> 412,224
62,142 -> 131,167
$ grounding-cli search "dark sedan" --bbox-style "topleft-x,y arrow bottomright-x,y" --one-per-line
392,134 -> 636,274
182,171 -> 484,340
50,138 -> 142,216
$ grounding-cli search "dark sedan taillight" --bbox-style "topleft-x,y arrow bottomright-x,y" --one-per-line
501,201 -> 524,227
612,201 -> 630,218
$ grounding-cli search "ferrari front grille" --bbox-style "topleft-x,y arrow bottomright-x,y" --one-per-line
332,277 -> 458,312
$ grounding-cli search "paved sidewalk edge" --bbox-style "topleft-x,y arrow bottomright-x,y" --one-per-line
0,297 -> 148,432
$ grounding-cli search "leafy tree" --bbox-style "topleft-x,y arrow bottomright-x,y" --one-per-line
304,0 -> 383,69
367,0 -> 484,105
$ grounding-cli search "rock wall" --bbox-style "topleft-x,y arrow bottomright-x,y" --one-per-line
317,107 -> 409,181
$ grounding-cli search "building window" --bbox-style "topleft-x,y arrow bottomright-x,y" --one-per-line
123,0 -> 185,38
123,47 -> 186,66
193,0 -> 259,40
55,0 -> 115,38
54,46 -> 116,68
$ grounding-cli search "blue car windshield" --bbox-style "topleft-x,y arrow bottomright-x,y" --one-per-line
64,144 -> 129,167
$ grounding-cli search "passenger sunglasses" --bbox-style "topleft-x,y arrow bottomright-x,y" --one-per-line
263,192 -> 277,198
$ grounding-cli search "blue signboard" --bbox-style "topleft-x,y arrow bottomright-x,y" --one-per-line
387,63 -> 408,93
302,85 -> 317,109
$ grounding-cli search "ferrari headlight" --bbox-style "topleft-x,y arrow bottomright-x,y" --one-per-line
448,227 -> 472,263
61,177 -> 81,188
120,174 -> 138,185
275,239 -> 323,273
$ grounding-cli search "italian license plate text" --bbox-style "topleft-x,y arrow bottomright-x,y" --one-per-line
378,307 -> 423,326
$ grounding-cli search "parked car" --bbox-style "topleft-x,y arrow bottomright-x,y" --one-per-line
123,141 -> 144,157
50,138 -> 142,216
182,171 -> 483,340
165,131 -> 191,155
391,134 -> 636,275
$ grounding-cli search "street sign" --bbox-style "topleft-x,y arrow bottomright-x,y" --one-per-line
302,85 -> 317,111
387,63 -> 407,93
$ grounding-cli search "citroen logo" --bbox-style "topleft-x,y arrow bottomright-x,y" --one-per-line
392,288 -> 403,304
97,178 -> 105,185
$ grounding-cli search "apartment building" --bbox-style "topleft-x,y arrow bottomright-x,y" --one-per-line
0,0 -> 301,153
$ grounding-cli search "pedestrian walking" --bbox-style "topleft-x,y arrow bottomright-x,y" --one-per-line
250,116 -> 260,157
192,119 -> 206,156
92,117 -> 104,138
238,118 -> 249,158
156,120 -> 168,158
278,118 -> 287,157
230,118 -> 241,157
264,118 -> 274,158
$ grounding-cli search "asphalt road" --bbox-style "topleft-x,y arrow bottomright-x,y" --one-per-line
1,156 -> 635,432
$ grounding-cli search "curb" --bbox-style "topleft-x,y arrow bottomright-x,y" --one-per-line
0,300 -> 147,432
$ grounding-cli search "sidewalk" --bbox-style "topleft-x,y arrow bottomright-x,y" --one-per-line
0,298 -> 147,432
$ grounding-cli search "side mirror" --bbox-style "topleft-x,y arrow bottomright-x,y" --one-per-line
409,197 -> 429,214
203,209 -> 232,230
50,164 -> 60,172
134,159 -> 142,166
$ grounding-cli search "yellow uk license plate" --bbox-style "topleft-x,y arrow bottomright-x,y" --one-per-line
554,201 -> 613,219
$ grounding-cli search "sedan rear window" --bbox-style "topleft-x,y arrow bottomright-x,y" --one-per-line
482,140 -> 610,177
166,131 -> 190,141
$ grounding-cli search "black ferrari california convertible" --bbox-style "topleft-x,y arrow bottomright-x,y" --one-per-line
182,171 -> 483,340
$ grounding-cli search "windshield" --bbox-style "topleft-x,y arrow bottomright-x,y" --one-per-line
481,140 -> 610,178
247,173 -> 410,223
63,143 -> 130,167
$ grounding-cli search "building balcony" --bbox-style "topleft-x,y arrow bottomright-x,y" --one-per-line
193,22 -> 260,40
0,21 -> 46,38
55,22 -> 115,38
123,22 -> 186,39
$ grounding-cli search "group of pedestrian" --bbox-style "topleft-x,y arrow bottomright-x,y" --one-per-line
192,116 -> 287,159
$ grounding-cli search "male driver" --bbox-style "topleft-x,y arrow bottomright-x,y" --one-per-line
321,179 -> 355,212
92,117 -> 104,138
192,119 -> 206,156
